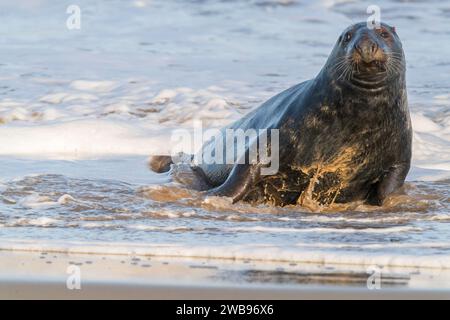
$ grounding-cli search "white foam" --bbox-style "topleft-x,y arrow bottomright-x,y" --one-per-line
70,80 -> 118,93
57,194 -> 76,204
40,92 -> 99,104
411,113 -> 442,133
0,119 -> 172,158
147,210 -> 197,219
18,194 -> 60,209
278,213 -> 450,223
1,239 -> 450,270
82,222 -> 115,229
225,225 -> 422,234
294,242 -> 450,249
74,223 -> 422,234
128,225 -> 193,232
225,214 -> 260,222
8,217 -> 59,227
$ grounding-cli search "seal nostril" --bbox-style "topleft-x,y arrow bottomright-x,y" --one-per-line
355,40 -> 379,62
371,43 -> 378,54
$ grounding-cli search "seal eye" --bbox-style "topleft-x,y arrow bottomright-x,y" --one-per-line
343,32 -> 352,43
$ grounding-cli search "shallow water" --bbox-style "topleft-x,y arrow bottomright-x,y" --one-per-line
1,157 -> 450,274
1,0 -> 450,282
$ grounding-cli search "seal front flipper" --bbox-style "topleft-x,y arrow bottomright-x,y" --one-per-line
366,162 -> 410,206
207,164 -> 261,203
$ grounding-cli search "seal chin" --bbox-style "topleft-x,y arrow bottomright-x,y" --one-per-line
349,71 -> 388,91
354,60 -> 387,77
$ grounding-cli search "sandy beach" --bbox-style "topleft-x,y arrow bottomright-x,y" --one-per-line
1,250 -> 450,300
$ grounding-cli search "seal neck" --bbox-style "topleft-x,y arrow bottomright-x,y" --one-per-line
320,67 -> 405,95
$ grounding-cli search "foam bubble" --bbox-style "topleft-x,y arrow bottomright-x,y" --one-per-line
18,194 -> 60,209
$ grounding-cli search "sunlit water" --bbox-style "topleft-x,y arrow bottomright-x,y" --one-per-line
1,0 -> 450,285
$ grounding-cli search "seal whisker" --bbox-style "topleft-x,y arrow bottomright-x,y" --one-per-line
332,61 -> 347,74
330,56 -> 352,78
385,54 -> 404,78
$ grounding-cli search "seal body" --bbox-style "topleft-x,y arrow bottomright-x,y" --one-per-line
150,22 -> 412,207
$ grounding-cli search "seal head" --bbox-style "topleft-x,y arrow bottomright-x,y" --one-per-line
325,22 -> 405,92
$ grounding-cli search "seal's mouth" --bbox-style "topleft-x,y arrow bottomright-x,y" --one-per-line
354,60 -> 388,77
351,40 -> 387,74
351,52 -> 404,83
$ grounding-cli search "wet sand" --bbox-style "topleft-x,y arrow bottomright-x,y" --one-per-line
4,280 -> 450,300
1,250 -> 449,300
